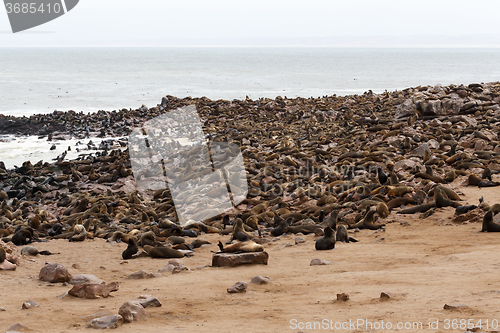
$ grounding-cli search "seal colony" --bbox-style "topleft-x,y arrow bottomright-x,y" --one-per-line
1,81 -> 500,266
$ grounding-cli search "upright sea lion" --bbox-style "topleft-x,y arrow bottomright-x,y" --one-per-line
230,218 -> 254,242
70,224 -> 87,242
143,245 -> 184,258
122,238 -> 138,260
335,224 -> 358,243
376,202 -> 389,218
315,226 -> 335,250
434,187 -> 460,208
217,240 -> 263,253
481,210 -> 500,232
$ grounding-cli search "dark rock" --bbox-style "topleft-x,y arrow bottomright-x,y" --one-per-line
39,263 -> 72,283
212,252 -> 269,267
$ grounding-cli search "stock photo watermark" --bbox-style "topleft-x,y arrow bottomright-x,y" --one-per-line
3,0 -> 79,33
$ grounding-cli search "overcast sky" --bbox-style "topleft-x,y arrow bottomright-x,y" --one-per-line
1,0 -> 500,46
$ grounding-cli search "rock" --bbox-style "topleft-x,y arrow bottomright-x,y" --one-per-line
158,264 -> 176,274
118,301 -> 146,323
126,270 -> 162,279
415,143 -> 430,157
310,258 -> 330,266
427,139 -> 440,149
20,246 -> 38,256
212,252 -> 269,267
336,293 -> 349,301
131,295 -> 162,308
21,300 -> 39,309
87,314 -> 123,329
6,323 -> 32,332
0,307 -> 5,311
474,139 -> 488,151
39,263 -> 72,283
443,303 -> 468,310
394,159 -> 417,171
68,282 -> 119,299
380,292 -> 392,299
295,237 -> 306,244
250,276 -> 271,284
70,274 -> 104,285
227,281 -> 247,293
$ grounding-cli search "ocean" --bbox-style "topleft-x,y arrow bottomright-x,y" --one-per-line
0,47 -> 500,168
1,47 -> 500,117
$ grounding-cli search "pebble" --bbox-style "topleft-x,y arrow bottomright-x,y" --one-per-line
336,293 -> 349,301
21,300 -> 39,309
126,270 -> 162,279
227,281 -> 247,293
310,259 -> 330,266
250,276 -> 271,284
87,314 -> 123,329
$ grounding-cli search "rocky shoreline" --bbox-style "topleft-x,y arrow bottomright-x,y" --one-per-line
0,81 -> 499,265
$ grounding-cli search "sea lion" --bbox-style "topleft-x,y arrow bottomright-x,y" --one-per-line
70,224 -> 87,242
166,236 -> 185,245
362,209 -> 385,230
230,218 -> 255,242
285,225 -> 324,235
11,228 -> 33,246
140,231 -> 158,247
335,224 -> 358,243
481,210 -> 500,232
376,202 -> 389,218
397,203 -> 436,214
191,239 -> 210,248
143,245 -> 184,258
122,238 -> 138,260
455,205 -> 477,215
271,217 -> 290,237
315,226 -> 335,250
434,187 -> 460,208
387,197 -> 417,210
217,240 -> 264,253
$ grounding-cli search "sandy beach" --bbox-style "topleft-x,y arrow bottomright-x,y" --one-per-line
0,184 -> 499,333
1,82 -> 500,332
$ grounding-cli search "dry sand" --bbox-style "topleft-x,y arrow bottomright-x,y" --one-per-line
2,185 -> 500,333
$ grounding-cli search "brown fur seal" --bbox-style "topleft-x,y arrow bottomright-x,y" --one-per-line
143,245 -> 184,258
286,225 -> 324,235
362,209 -> 385,230
387,197 -> 417,210
315,226 -> 335,250
481,210 -> 500,232
140,231 -> 158,247
70,224 -> 87,242
217,240 -> 264,253
11,228 -> 33,246
434,187 -> 460,208
376,202 -> 389,218
122,238 -> 138,260
231,218 -> 255,242
397,202 -> 435,214
335,224 -> 358,243
191,239 -> 210,248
